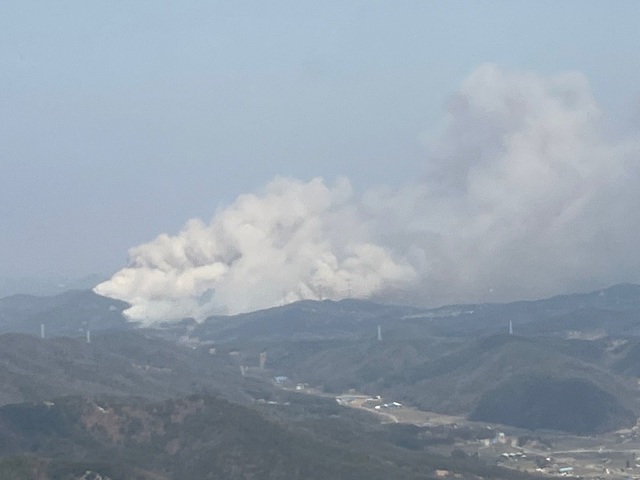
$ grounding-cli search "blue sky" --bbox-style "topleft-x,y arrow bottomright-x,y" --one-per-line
1,1 -> 639,291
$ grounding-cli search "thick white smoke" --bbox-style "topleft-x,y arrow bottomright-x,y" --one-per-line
95,176 -> 417,323
96,64 -> 640,323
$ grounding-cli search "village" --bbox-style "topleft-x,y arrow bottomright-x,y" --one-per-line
272,376 -> 640,480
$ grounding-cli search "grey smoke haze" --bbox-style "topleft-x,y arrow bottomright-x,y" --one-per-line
95,65 -> 640,324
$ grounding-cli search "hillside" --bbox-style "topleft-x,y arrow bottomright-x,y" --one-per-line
470,375 -> 635,434
0,290 -> 130,337
0,331 -> 271,407
0,395 -> 540,480
255,333 -> 638,433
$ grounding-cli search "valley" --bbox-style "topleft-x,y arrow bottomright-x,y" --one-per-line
2,284 -> 640,478
266,370 -> 640,479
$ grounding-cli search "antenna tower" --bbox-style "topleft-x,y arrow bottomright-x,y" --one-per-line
259,352 -> 267,369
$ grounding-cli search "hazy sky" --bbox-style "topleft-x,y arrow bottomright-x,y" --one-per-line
2,2 -> 640,311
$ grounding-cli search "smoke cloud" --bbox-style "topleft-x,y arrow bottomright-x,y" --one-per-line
95,176 -> 417,323
95,64 -> 640,323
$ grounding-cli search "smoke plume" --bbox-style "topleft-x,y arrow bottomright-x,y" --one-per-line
95,64 -> 640,323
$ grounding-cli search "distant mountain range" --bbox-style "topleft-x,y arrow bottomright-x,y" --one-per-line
165,282 -> 640,342
0,289 -> 130,337
3,283 -> 640,340
0,274 -> 106,298
2,284 -> 640,438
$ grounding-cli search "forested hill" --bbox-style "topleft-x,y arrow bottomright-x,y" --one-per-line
0,394 -> 541,480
